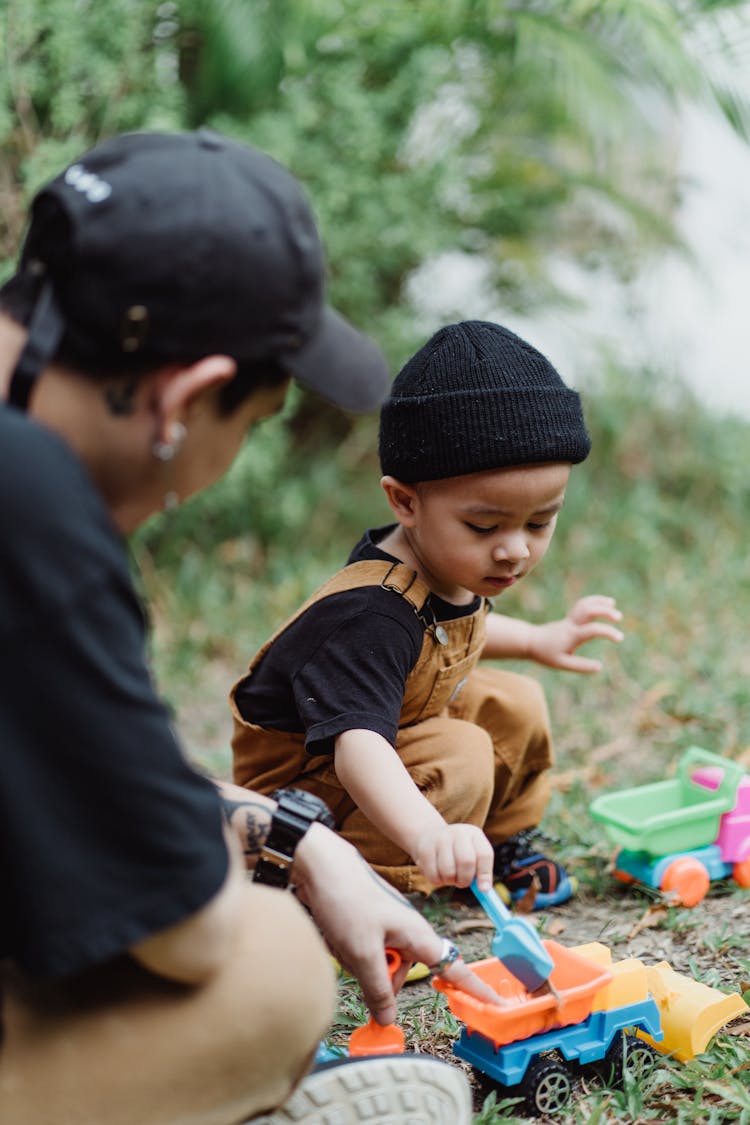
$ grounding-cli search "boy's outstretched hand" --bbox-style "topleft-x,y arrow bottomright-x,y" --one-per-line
525,594 -> 623,673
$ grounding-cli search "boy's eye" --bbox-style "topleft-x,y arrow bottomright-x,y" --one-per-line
465,522 -> 497,535
527,519 -> 552,531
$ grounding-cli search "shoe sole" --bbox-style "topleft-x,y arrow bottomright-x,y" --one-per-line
250,1054 -> 472,1124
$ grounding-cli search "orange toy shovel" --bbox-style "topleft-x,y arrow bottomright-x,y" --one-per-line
348,948 -> 406,1056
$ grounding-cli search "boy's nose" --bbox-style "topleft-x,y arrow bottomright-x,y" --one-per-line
492,533 -> 530,563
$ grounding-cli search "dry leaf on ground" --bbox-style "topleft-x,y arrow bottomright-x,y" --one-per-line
546,918 -> 567,936
454,918 -> 495,934
627,903 -> 669,940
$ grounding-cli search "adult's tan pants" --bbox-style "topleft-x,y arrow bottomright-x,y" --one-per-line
0,884 -> 335,1125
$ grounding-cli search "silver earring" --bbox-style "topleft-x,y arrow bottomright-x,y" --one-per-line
152,421 -> 187,462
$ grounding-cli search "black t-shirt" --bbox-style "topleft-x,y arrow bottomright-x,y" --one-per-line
234,526 -> 480,754
0,407 -> 228,980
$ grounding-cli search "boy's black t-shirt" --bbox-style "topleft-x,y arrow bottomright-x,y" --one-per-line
0,406 -> 228,981
234,525 -> 481,754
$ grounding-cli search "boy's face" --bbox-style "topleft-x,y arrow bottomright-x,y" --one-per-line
384,462 -> 571,603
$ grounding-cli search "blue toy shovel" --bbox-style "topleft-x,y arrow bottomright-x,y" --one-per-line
471,879 -> 559,1000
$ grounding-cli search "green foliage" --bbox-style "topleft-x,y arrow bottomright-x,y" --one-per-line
0,0 -> 185,263
167,0 -> 750,362
3,0 -> 750,341
473,1088 -> 525,1123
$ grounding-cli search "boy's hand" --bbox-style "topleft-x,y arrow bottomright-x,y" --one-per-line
335,728 -> 494,893
527,594 -> 623,673
413,822 -> 494,892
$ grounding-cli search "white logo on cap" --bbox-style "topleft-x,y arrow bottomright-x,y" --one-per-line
64,164 -> 112,203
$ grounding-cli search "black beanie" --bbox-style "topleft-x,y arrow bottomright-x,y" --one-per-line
379,320 -> 591,482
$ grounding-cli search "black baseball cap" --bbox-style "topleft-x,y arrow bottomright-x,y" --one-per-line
6,129 -> 389,412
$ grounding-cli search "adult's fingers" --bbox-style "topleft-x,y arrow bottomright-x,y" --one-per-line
350,945 -> 399,1025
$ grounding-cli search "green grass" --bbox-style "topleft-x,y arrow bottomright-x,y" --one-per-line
135,367 -> 750,1122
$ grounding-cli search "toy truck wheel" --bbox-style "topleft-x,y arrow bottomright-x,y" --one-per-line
518,1056 -> 573,1116
660,856 -> 710,906
733,857 -> 750,888
594,1033 -> 660,1087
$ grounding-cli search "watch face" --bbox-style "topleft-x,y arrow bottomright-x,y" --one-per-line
253,789 -> 335,888
272,788 -> 336,830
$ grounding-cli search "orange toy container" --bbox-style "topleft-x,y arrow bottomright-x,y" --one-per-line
433,940 -> 613,1048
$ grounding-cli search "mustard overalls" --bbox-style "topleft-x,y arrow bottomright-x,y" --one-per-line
231,560 -> 553,894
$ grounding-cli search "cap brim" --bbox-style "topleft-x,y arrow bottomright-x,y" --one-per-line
282,306 -> 389,413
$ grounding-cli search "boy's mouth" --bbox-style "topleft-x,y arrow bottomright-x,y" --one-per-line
484,574 -> 519,590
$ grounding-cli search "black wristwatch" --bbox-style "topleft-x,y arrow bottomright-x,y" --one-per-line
253,787 -> 336,889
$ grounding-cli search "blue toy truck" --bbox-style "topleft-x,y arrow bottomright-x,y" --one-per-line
434,939 -> 746,1116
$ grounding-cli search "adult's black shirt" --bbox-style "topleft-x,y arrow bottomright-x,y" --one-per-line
234,525 -> 481,755
0,406 -> 228,980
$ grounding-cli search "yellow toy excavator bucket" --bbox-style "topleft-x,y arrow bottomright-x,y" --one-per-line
571,943 -> 746,1063
639,961 -> 747,1061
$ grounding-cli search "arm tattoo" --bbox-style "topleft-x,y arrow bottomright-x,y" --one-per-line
219,795 -> 271,860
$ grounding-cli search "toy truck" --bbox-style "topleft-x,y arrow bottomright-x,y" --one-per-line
433,939 -> 746,1116
590,746 -> 750,906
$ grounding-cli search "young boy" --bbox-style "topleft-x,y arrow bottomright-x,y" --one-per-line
231,320 -> 623,907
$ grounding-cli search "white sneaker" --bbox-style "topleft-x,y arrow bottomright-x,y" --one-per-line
249,1054 -> 472,1124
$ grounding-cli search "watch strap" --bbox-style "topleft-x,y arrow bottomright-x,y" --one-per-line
253,788 -> 334,889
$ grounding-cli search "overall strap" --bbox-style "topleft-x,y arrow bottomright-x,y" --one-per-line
245,560 -> 432,673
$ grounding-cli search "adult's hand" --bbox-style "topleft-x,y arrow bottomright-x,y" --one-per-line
292,823 -> 457,1025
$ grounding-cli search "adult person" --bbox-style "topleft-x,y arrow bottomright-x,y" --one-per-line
0,130 -> 474,1125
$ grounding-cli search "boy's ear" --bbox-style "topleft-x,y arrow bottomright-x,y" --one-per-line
380,475 -> 419,526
